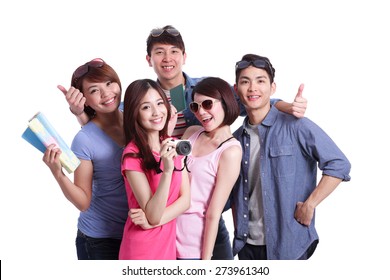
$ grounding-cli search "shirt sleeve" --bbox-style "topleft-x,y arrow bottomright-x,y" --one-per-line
270,98 -> 282,106
296,118 -> 351,181
121,143 -> 144,174
71,130 -> 93,161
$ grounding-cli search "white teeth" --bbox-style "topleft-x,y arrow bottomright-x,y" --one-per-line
103,98 -> 115,105
152,118 -> 163,123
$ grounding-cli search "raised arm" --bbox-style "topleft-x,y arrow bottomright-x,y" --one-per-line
124,139 -> 179,226
274,84 -> 307,118
129,159 -> 190,229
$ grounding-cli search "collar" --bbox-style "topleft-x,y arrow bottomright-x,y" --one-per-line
240,105 -> 279,135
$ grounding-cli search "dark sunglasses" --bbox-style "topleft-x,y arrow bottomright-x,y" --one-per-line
150,28 -> 180,37
235,59 -> 274,77
189,99 -> 220,113
72,58 -> 104,83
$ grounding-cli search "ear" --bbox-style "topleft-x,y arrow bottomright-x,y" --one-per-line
270,82 -> 276,96
146,55 -> 152,67
182,52 -> 187,65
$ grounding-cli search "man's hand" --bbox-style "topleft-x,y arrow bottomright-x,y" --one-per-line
291,84 -> 307,118
294,201 -> 314,226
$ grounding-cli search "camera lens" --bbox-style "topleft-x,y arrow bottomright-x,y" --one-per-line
175,141 -> 191,156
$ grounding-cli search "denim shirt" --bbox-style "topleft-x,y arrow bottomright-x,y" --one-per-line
181,72 -> 204,127
232,106 -> 351,259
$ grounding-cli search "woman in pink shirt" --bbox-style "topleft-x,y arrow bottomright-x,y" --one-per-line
176,77 -> 242,260
119,79 -> 190,260
129,77 -> 242,260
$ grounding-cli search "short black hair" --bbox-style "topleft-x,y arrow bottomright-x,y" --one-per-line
235,54 -> 275,84
146,25 -> 185,56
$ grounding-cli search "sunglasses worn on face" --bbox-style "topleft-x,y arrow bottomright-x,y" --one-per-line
72,58 -> 105,83
189,99 -> 220,113
235,59 -> 274,77
150,28 -> 180,37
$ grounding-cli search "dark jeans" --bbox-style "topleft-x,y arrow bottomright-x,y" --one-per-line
238,243 -> 267,260
238,239 -> 319,260
76,229 -> 121,260
211,217 -> 233,260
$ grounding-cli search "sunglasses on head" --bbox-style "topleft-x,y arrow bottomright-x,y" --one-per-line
235,59 -> 274,77
72,58 -> 104,83
189,99 -> 220,113
150,28 -> 180,37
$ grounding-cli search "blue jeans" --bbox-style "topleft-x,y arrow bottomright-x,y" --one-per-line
211,217 -> 233,260
76,230 -> 121,260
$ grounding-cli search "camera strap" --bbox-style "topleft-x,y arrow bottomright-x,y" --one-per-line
155,155 -> 190,174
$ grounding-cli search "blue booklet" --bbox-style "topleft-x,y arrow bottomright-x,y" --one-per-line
22,112 -> 80,173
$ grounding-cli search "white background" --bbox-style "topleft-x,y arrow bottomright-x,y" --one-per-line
1,0 -> 389,279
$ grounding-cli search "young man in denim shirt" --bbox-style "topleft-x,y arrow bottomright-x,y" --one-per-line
231,54 -> 351,260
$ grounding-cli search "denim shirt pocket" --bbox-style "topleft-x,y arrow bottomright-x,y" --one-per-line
269,145 -> 295,178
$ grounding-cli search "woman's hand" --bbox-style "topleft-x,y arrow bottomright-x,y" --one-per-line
129,208 -> 153,229
42,143 -> 63,176
159,138 -> 177,173
58,85 -> 86,116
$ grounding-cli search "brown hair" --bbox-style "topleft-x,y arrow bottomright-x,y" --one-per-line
71,61 -> 121,118
123,79 -> 171,171
191,77 -> 239,126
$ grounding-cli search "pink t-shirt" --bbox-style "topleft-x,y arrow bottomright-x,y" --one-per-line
176,128 -> 241,259
119,142 -> 182,260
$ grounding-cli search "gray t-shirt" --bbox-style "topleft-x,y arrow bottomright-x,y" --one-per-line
246,122 -> 265,245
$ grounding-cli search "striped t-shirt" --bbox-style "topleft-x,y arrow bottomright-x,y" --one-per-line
163,88 -> 187,139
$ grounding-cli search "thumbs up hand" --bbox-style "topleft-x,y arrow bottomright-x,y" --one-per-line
57,85 -> 86,116
292,84 -> 307,118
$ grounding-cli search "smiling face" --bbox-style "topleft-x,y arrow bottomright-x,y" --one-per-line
192,93 -> 225,132
82,80 -> 121,113
146,43 -> 186,87
138,88 -> 168,133
234,66 -> 276,113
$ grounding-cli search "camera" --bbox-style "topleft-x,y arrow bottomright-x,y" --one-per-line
171,140 -> 192,156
